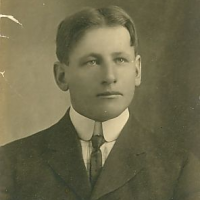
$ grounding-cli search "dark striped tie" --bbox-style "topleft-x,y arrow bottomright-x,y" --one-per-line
90,123 -> 105,186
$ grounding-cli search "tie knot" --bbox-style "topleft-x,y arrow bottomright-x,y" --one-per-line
92,122 -> 105,149
91,135 -> 105,149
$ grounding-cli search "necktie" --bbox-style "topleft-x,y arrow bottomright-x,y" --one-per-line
90,122 -> 105,186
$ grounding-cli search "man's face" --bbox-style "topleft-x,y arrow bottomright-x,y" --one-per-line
55,26 -> 141,121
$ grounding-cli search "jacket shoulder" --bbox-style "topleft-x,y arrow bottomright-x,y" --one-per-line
0,114 -> 68,158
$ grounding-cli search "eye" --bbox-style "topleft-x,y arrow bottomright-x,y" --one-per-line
115,57 -> 128,64
85,60 -> 99,66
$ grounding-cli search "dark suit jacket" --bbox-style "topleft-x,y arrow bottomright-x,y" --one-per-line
0,111 -> 200,200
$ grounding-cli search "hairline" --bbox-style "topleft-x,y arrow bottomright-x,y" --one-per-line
63,24 -> 136,65
56,6 -> 138,64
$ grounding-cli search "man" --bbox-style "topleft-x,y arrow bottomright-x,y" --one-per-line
0,6 -> 200,200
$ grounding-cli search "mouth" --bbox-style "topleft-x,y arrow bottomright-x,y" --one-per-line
96,91 -> 123,99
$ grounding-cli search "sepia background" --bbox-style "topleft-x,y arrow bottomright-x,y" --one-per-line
0,0 -> 199,153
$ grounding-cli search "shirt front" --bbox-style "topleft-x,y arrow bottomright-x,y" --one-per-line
69,106 -> 129,174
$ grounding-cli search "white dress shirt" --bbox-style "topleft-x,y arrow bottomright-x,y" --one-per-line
69,106 -> 129,174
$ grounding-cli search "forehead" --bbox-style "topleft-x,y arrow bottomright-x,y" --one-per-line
70,26 -> 134,57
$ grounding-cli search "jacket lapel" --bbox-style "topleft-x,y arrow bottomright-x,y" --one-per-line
91,115 -> 147,200
42,112 -> 91,199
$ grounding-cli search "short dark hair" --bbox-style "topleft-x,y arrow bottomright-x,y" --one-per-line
56,5 -> 138,64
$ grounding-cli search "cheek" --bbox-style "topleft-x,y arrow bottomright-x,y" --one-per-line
119,66 -> 136,77
72,72 -> 99,89
121,72 -> 136,86
120,74 -> 137,98
68,78 -> 94,98
68,72 -> 84,88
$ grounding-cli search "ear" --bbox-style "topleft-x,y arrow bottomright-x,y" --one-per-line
53,61 -> 69,91
134,55 -> 141,86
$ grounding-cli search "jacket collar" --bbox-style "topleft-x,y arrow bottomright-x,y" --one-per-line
42,110 -> 147,200
42,110 -> 91,199
90,112 -> 147,200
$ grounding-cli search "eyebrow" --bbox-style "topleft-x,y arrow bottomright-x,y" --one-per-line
79,52 -> 132,60
79,53 -> 101,60
111,52 -> 131,57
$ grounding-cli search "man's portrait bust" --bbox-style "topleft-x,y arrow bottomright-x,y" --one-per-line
0,5 -> 200,200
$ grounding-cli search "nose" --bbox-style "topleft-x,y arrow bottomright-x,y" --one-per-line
101,62 -> 117,85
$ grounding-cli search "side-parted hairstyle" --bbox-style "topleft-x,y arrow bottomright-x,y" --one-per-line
56,5 -> 138,64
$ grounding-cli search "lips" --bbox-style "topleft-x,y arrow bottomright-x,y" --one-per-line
97,91 -> 123,97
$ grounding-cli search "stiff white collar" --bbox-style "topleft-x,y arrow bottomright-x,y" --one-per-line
69,106 -> 129,142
